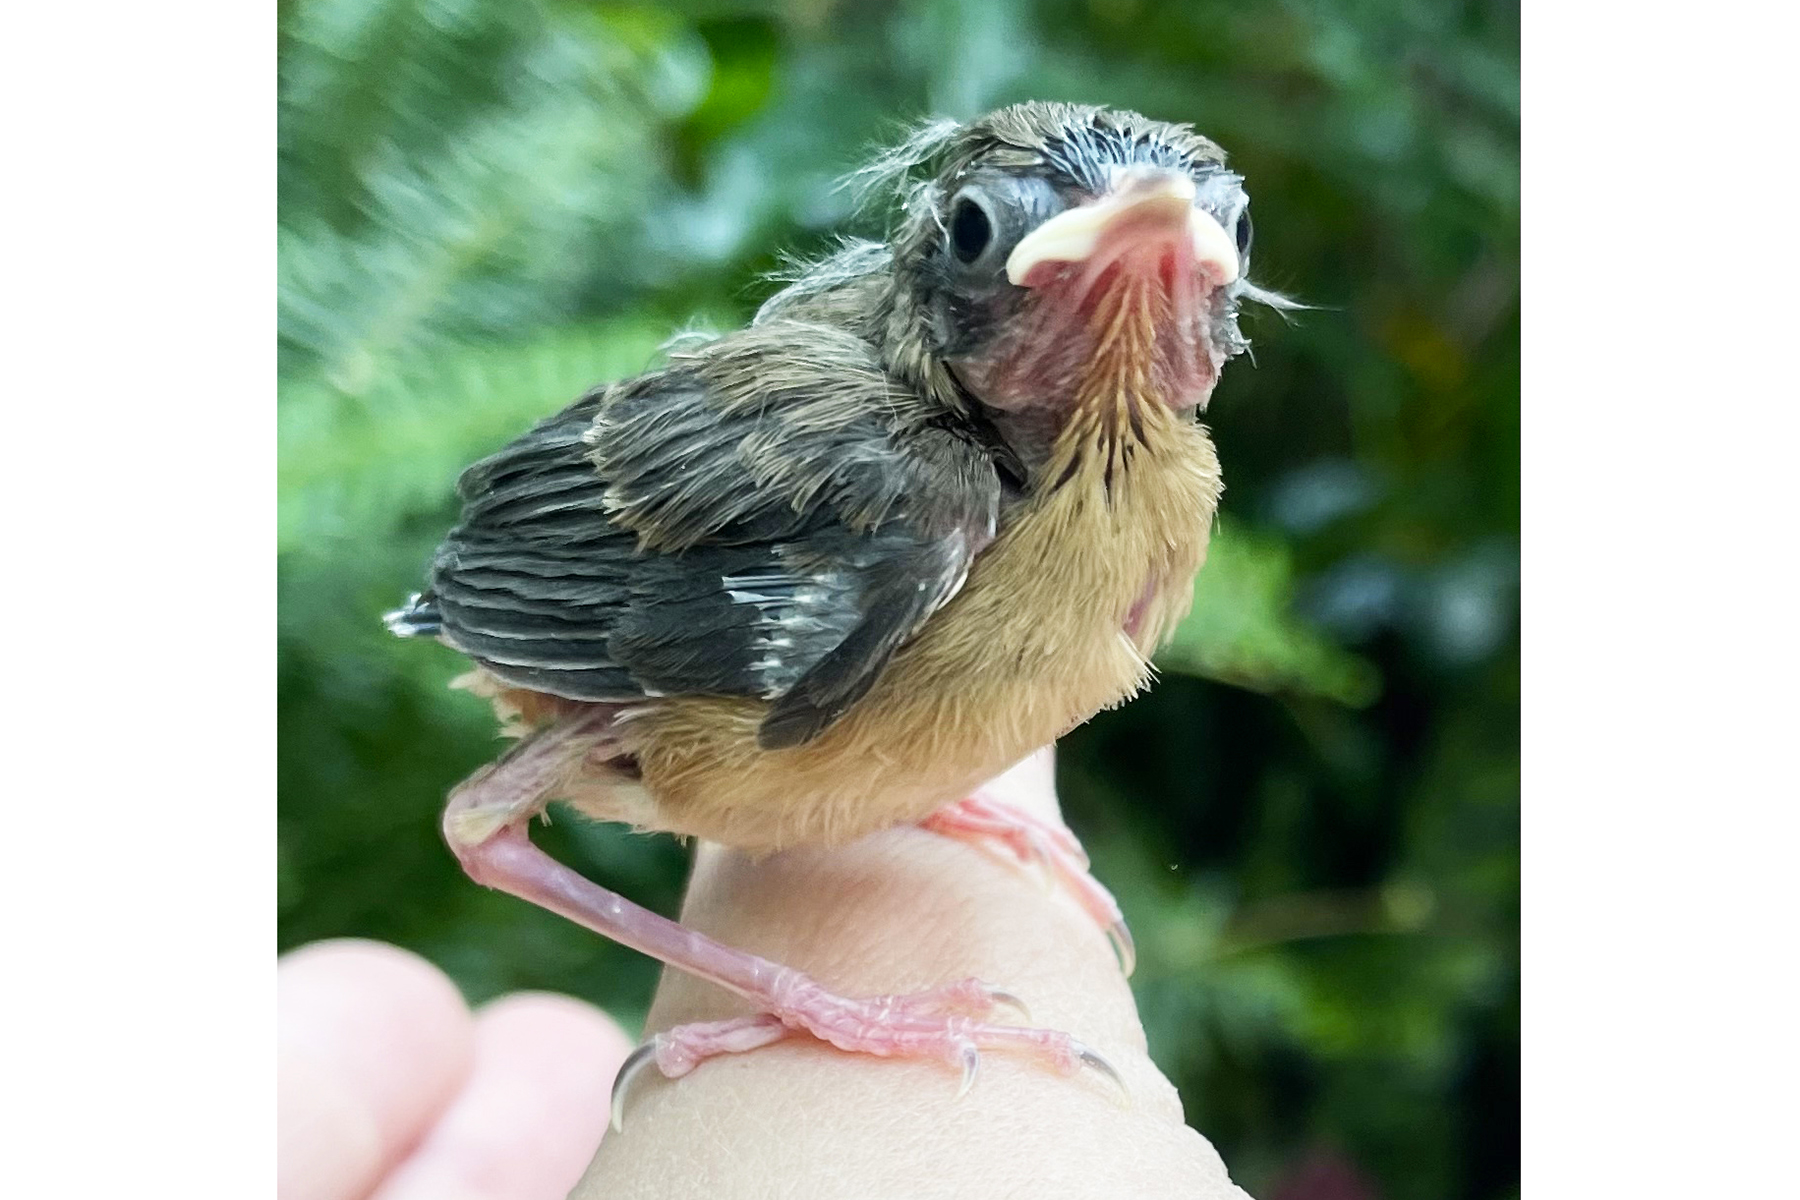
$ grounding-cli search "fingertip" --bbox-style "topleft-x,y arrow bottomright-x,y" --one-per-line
279,938 -> 462,1001
279,940 -> 476,1200
367,991 -> 633,1200
476,991 -> 636,1068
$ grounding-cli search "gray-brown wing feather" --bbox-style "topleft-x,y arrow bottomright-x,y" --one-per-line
391,321 -> 999,745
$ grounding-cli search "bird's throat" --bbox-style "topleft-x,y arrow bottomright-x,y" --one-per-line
955,255 -> 1224,484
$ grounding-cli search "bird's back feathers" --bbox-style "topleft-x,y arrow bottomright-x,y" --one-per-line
414,318 -> 1000,747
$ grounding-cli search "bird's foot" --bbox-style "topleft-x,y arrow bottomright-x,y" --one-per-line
610,975 -> 1120,1131
921,791 -> 1135,976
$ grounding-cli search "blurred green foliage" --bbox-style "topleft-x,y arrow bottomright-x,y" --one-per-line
277,1 -> 1518,1197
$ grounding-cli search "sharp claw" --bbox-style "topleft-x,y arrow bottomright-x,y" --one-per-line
1107,917 -> 1138,978
954,1043 -> 981,1101
1073,1040 -> 1131,1107
985,986 -> 1033,1024
609,1038 -> 661,1134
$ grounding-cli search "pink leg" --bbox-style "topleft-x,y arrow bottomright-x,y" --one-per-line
921,791 -> 1136,977
441,715 -> 1122,1130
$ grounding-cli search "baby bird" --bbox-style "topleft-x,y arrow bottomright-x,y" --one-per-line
388,101 -> 1270,1107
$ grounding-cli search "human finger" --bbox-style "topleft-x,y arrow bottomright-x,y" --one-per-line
278,939 -> 476,1200
368,992 -> 635,1200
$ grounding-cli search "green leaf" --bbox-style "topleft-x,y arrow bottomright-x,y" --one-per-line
1158,521 -> 1380,706
279,0 -> 686,384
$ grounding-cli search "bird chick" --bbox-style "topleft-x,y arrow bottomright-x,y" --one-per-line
387,102 -> 1273,1108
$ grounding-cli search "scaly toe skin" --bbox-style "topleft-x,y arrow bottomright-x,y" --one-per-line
865,977 -> 1032,1022
607,976 -> 1120,1128
923,793 -> 1139,977
768,975 -> 1125,1103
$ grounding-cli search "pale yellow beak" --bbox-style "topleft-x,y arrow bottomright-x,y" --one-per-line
1005,168 -> 1240,288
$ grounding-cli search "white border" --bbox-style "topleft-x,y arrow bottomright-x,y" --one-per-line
4,3 -> 270,1192
1527,3 -> 1797,1195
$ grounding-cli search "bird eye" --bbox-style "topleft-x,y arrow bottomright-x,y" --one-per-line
1234,206 -> 1253,261
948,192 -> 994,265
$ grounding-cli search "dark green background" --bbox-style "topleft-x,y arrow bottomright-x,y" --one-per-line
278,2 -> 1518,1197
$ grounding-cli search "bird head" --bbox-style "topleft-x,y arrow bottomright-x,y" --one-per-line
871,104 -> 1267,454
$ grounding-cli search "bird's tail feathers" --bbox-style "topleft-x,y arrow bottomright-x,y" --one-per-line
384,592 -> 442,638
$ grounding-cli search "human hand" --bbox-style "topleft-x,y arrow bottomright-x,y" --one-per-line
579,750 -> 1250,1199
277,940 -> 632,1200
277,754 -> 1248,1198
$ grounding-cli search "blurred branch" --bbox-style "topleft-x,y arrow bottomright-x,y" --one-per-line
1213,881 -> 1437,959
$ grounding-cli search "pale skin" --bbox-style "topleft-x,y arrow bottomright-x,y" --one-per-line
278,753 -> 1247,1199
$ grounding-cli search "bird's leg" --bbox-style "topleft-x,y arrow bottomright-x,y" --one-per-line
920,790 -> 1136,977
442,708 -> 620,850
441,713 -> 1122,1130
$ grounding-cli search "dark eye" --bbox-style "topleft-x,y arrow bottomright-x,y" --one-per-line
1234,206 -> 1253,260
949,194 -> 993,264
